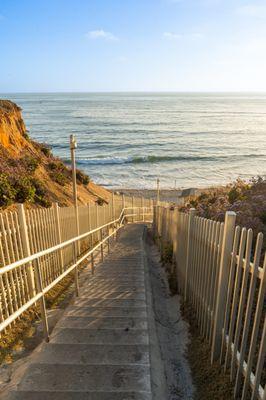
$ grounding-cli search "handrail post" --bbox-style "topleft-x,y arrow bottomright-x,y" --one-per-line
132,196 -> 134,223
100,229 -> 104,262
96,204 -> 99,241
91,252 -> 95,274
112,193 -> 115,220
17,204 -> 36,297
72,242 -> 79,296
53,203 -> 64,273
35,259 -> 49,341
88,203 -> 93,249
184,208 -> 196,302
211,211 -> 236,362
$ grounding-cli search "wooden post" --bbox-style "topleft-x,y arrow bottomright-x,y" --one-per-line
88,203 -> 93,249
17,204 -> 36,297
91,252 -> 95,274
112,192 -> 115,220
100,229 -> 104,262
211,211 -> 236,362
184,208 -> 196,302
132,196 -> 134,223
156,178 -> 160,205
35,259 -> 49,341
96,205 -> 99,241
142,197 -> 144,221
72,242 -> 79,296
70,135 -> 80,255
53,203 -> 64,272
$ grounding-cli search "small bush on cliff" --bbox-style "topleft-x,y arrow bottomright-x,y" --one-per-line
48,160 -> 69,186
13,177 -> 36,203
21,155 -> 40,172
0,174 -> 16,207
33,142 -> 52,157
76,169 -> 90,185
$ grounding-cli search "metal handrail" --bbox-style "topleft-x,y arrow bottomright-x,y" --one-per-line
0,206 -> 153,338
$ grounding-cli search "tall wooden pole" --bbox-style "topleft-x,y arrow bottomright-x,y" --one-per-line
70,135 -> 80,254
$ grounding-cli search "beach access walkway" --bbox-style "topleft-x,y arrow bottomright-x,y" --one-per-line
9,224 -> 155,400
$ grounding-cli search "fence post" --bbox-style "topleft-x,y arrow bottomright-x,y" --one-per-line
142,197 -> 144,221
17,204 -> 36,297
53,203 -> 64,272
132,196 -> 134,223
96,204 -> 99,241
112,193 -> 115,220
211,211 -> 236,362
184,208 -> 196,302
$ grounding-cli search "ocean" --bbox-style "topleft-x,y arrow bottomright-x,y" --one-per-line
1,92 -> 266,189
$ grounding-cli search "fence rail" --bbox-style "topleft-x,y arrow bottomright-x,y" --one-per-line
0,194 -> 153,339
153,205 -> 266,400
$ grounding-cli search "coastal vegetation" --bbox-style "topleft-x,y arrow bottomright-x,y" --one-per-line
181,177 -> 266,252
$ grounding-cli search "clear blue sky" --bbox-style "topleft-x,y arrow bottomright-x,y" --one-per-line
1,0 -> 266,92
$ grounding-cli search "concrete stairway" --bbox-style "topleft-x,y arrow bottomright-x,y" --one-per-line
10,224 -> 152,400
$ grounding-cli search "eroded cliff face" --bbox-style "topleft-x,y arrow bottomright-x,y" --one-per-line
0,100 -> 30,155
0,100 -> 111,208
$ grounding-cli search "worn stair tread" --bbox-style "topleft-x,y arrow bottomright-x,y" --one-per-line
74,298 -> 146,308
51,328 -> 149,345
33,343 -> 150,364
79,292 -> 146,300
65,306 -> 147,317
9,391 -> 152,400
56,316 -> 148,329
17,364 -> 151,392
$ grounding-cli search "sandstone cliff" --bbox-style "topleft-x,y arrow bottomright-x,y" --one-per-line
0,100 -> 111,208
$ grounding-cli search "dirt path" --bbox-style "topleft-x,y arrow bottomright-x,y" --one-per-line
144,228 -> 194,400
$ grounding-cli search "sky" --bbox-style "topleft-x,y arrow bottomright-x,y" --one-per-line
1,0 -> 266,92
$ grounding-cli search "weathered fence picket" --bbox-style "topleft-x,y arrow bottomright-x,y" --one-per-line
0,195 -> 153,338
153,205 -> 265,400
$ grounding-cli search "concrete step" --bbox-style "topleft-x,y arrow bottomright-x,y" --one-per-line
80,288 -> 145,297
34,343 -> 150,364
79,291 -> 146,300
51,328 -> 149,345
17,364 -> 151,392
65,305 -> 147,318
75,298 -> 146,308
9,391 -> 152,400
57,316 -> 148,329
80,284 -> 145,292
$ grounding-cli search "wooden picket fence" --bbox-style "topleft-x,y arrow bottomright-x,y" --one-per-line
153,205 -> 266,400
0,194 -> 153,338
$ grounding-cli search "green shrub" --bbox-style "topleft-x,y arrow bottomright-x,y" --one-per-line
22,130 -> 30,141
161,242 -> 173,264
76,169 -> 90,185
50,172 -> 67,186
260,211 -> 266,225
48,161 -> 58,171
0,174 -> 16,207
22,155 -> 40,172
13,177 -> 36,203
228,187 -> 240,204
39,143 -> 52,157
96,198 -> 104,206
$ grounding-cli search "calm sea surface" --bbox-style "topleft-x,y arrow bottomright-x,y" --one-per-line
1,92 -> 266,189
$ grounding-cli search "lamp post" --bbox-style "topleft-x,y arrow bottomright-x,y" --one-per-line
70,135 -> 80,253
